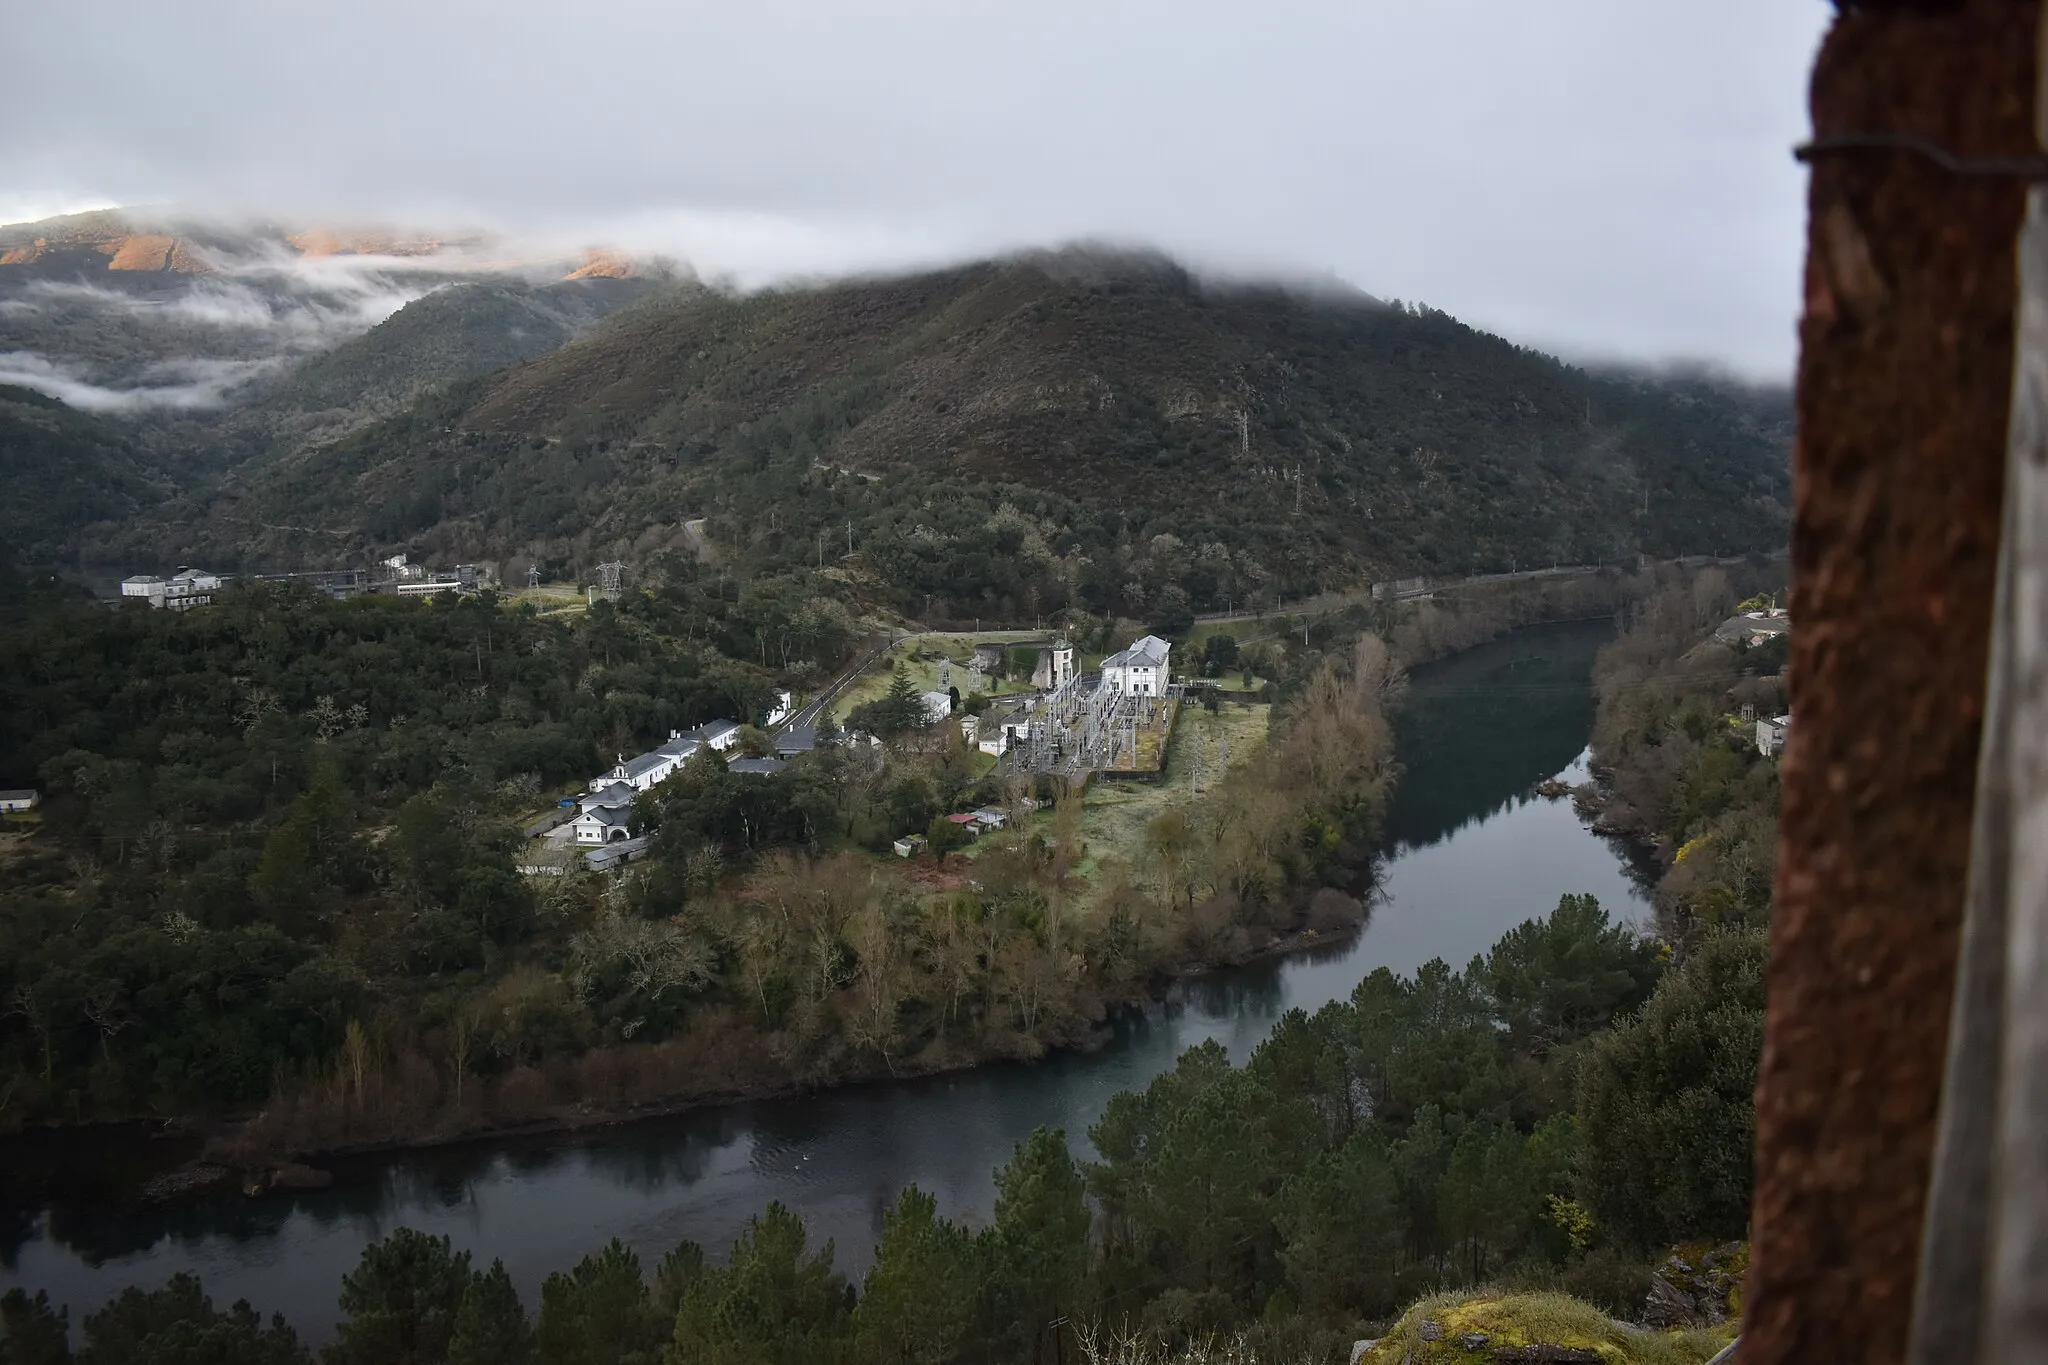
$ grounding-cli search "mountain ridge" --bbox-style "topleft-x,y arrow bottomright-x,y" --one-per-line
112,247 -> 1789,621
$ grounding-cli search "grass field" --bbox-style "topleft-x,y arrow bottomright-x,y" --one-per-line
1067,702 -> 1270,883
503,583 -> 592,616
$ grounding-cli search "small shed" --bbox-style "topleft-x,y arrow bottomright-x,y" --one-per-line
0,790 -> 39,814
893,834 -> 929,858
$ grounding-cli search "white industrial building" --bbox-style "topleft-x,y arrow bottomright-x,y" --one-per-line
1101,635 -> 1172,697
120,568 -> 225,611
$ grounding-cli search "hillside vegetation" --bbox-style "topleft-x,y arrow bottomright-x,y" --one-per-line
150,250 -> 1788,616
213,277 -> 667,453
0,385 -> 171,558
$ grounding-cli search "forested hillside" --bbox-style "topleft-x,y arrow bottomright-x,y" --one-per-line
136,251 -> 1789,619
218,277 -> 667,453
1588,574 -> 1786,937
0,386 -> 171,559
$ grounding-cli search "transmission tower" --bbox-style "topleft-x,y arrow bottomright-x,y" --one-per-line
596,562 -> 624,600
526,565 -> 541,590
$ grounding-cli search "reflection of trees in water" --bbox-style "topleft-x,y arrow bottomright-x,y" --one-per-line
575,1110 -> 747,1193
1181,958 -> 1288,1020
1382,621 -> 1612,852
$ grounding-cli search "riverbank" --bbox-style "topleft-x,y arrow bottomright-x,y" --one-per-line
112,882 -> 1373,1202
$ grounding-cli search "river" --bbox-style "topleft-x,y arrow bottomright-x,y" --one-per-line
0,619 -> 1647,1340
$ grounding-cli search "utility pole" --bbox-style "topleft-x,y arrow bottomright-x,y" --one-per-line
1238,411 -> 1249,458
846,521 -> 853,557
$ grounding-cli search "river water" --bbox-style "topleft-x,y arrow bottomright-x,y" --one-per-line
0,619 -> 1647,1340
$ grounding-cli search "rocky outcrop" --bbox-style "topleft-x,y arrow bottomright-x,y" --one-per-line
1642,1241 -> 1747,1329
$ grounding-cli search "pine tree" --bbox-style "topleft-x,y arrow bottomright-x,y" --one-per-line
447,1261 -> 531,1365
985,1127 -> 1091,1358
1,1289 -> 72,1365
535,1240 -> 662,1365
327,1230 -> 471,1365
853,1187 -> 981,1365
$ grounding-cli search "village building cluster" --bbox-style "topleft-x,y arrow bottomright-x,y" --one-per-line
564,692 -> 808,863
118,555 -> 488,609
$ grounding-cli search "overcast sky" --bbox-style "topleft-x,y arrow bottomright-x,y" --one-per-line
2,1 -> 1828,378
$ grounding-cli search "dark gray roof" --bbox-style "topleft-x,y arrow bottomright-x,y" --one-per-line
774,726 -> 818,754
584,835 -> 651,869
728,757 -> 787,776
619,751 -> 669,780
579,805 -> 632,827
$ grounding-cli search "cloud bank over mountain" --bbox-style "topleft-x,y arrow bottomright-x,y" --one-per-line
0,1 -> 1829,379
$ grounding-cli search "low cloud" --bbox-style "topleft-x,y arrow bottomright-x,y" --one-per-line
0,350 -> 280,411
22,255 -> 448,345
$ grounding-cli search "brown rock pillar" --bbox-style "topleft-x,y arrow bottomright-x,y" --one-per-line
1742,3 -> 2038,1363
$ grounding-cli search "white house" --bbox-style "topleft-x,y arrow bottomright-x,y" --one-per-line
0,790 -> 39,813
574,804 -> 635,844
1757,714 -> 1792,758
765,691 -> 795,727
920,690 -> 954,724
692,720 -> 744,752
606,749 -> 676,792
1102,635 -> 1172,697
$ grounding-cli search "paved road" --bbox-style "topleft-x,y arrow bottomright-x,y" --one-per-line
782,631 -> 893,730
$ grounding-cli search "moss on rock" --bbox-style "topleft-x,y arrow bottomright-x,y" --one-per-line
1359,1291 -> 1733,1365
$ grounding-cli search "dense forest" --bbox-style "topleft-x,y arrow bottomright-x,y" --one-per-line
0,888 -> 1754,1365
0,387 -> 170,562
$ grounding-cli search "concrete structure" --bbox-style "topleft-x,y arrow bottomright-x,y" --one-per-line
1029,636 -> 1078,690
121,568 -> 225,611
765,690 -> 794,727
920,690 -> 954,724
0,790 -> 39,813
1102,635 -> 1172,697
1757,715 -> 1792,758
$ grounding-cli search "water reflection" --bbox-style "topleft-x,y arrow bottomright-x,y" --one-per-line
1383,620 -> 1613,852
1,619 -> 1646,1341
